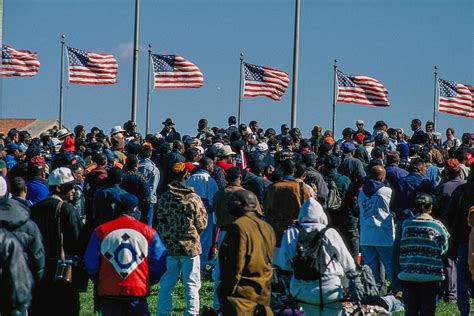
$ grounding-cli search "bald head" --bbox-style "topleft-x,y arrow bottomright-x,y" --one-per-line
369,165 -> 386,182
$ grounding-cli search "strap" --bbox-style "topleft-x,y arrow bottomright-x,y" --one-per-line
298,181 -> 305,203
55,200 -> 65,260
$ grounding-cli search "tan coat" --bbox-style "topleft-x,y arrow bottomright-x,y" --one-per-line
264,179 -> 311,246
218,212 -> 276,316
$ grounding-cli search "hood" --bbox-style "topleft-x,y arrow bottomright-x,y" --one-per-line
298,198 -> 328,226
168,181 -> 195,199
0,198 -> 30,229
362,179 -> 385,197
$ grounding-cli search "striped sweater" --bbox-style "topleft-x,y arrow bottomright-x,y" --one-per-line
398,213 -> 450,282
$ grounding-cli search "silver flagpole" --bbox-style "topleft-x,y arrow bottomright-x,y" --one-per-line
59,35 -> 65,129
145,44 -> 152,135
433,66 -> 438,131
131,0 -> 140,123
290,0 -> 301,129
332,59 -> 338,135
238,53 -> 244,125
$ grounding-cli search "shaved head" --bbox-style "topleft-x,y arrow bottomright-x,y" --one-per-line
369,165 -> 386,182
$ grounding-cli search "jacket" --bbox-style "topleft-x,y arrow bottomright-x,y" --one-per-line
185,169 -> 219,208
0,198 -> 45,281
159,128 -> 181,143
385,164 -> 409,188
323,169 -> 354,212
275,198 -> 356,305
156,181 -> 207,256
218,212 -> 275,316
398,213 -> 449,282
121,170 -> 151,213
338,156 -> 367,185
25,178 -> 49,205
138,158 -> 160,204
305,167 -> 329,202
0,228 -> 34,315
358,179 -> 394,247
241,170 -> 270,205
446,180 -> 474,246
264,178 -> 311,246
468,207 -> 474,280
84,215 -> 167,298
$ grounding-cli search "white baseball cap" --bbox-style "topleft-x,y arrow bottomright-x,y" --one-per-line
356,120 -> 364,125
110,125 -> 126,136
256,142 -> 268,152
48,167 -> 76,186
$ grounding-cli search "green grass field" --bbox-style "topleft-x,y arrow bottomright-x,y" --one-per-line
79,279 -> 468,315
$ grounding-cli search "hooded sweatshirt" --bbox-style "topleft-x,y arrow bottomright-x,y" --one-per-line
358,179 -> 394,247
276,198 -> 355,294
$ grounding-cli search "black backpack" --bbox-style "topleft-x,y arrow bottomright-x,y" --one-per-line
325,180 -> 342,211
292,225 -> 334,311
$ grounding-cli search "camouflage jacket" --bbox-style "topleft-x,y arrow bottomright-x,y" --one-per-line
156,181 -> 208,257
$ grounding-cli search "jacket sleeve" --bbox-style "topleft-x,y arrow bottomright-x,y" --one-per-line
274,227 -> 297,272
63,203 -> 84,256
327,228 -> 356,273
192,195 -> 208,233
26,220 -> 45,281
218,224 -> 246,298
148,232 -> 168,284
84,231 -> 101,283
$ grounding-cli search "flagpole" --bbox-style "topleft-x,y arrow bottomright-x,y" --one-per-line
238,52 -> 244,125
145,44 -> 152,135
332,59 -> 338,135
131,0 -> 140,123
59,35 -> 65,129
290,0 -> 301,129
433,66 -> 438,131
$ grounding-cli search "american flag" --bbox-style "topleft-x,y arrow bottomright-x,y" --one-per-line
0,45 -> 40,77
336,70 -> 389,106
67,47 -> 118,85
243,63 -> 289,101
438,79 -> 473,118
152,54 -> 204,89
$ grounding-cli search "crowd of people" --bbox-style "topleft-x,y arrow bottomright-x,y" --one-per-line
0,115 -> 473,316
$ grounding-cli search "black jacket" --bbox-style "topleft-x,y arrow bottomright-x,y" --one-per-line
0,228 -> 34,315
446,179 -> 474,246
159,128 -> 181,143
0,198 -> 45,282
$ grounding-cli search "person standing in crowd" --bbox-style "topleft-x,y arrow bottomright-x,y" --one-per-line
156,162 -> 207,316
410,118 -> 425,145
275,198 -> 356,313
446,164 -> 474,316
338,141 -> 367,186
10,176 -> 32,207
25,156 -> 49,205
443,128 -> 461,151
84,193 -> 167,316
71,163 -> 86,222
196,119 -> 215,144
276,123 -> 290,140
218,190 -> 275,315
138,145 -> 160,226
226,116 -> 238,138
185,157 -> 219,266
358,165 -> 394,284
302,152 -> 329,203
0,228 -> 35,316
264,159 -> 311,248
435,158 -> 466,304
84,152 -> 108,227
5,142 -> 23,170
93,167 -> 127,226
121,154 -> 151,220
390,157 -> 434,294
398,193 -> 449,315
30,167 -> 86,316
309,124 -> 324,153
355,119 -> 372,138
159,118 -> 181,143
385,151 -> 409,188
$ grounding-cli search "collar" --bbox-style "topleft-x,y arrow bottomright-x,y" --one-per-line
282,175 -> 295,180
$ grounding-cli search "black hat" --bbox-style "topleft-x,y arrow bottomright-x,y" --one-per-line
373,120 -> 387,129
162,118 -> 175,126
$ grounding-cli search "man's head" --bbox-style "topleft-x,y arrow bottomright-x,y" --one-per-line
228,190 -> 258,218
198,119 -> 208,131
70,163 -> 85,183
226,166 -> 241,184
219,145 -> 236,163
185,147 -> 200,163
280,124 -> 289,135
414,193 -> 434,215
280,159 -> 296,176
139,145 -> 152,159
114,193 -> 139,216
8,129 -> 19,142
302,152 -> 317,168
125,154 -> 139,171
386,151 -> 400,165
356,120 -> 364,131
446,128 -> 455,140
425,121 -> 434,133
264,128 -> 276,140
123,120 -> 136,134
295,162 -> 307,180
228,116 -> 237,126
324,155 -> 341,170
48,167 -> 77,201
408,157 -> 426,175
249,121 -> 259,133
199,157 -> 214,173
74,125 -> 86,139
172,140 -> 185,154
10,177 -> 27,198
341,141 -> 356,156
411,118 -> 421,131
93,152 -> 108,167
281,135 -> 293,148
107,167 -> 123,185
171,162 -> 188,181
342,127 -> 354,140
19,131 -> 31,144
387,128 -> 397,139
368,165 -> 386,182
444,158 -> 461,180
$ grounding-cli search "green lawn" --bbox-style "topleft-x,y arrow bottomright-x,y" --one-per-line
80,279 -> 467,315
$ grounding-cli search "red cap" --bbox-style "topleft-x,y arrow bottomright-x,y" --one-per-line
354,133 -> 365,143
30,155 -> 46,168
61,136 -> 75,152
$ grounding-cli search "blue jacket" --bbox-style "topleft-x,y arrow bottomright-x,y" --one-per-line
25,179 -> 50,205
392,172 -> 434,220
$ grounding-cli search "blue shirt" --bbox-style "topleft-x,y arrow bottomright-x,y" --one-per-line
26,178 -> 50,205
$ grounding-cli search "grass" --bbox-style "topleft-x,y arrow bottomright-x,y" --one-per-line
80,278 -> 471,315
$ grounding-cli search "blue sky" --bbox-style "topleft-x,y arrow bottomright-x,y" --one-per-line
1,0 -> 472,138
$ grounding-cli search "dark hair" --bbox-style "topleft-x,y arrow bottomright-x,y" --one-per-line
302,152 -> 316,167
281,135 -> 293,147
70,163 -> 84,173
125,154 -> 139,170
249,120 -> 258,127
409,157 -> 425,173
184,147 -> 199,162
412,118 -> 421,126
387,128 -> 397,137
18,131 -> 30,143
139,146 -> 152,159
93,152 -> 107,166
74,125 -> 85,137
295,162 -> 307,178
280,159 -> 296,176
199,157 -> 214,170
226,167 -> 241,183
172,140 -> 184,152
418,149 -> 432,163
228,116 -> 237,125
10,177 -> 26,196
446,127 -> 455,135
371,146 -> 384,160
107,167 -> 123,185
299,138 -> 310,149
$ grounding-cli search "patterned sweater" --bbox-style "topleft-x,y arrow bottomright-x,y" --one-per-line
398,213 -> 449,282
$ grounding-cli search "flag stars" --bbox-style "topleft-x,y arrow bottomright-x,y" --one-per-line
152,55 -> 175,72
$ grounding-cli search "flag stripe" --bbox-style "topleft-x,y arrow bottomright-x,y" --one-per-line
243,62 -> 289,101
438,79 -> 473,118
0,45 -> 40,77
152,54 -> 204,89
67,47 -> 118,85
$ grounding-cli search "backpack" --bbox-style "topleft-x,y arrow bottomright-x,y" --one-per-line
325,180 -> 342,211
347,265 -> 380,306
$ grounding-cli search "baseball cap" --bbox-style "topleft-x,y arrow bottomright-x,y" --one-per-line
341,141 -> 356,153
356,120 -> 364,125
48,167 -> 76,186
115,193 -> 139,214
256,142 -> 268,152
110,125 -> 126,136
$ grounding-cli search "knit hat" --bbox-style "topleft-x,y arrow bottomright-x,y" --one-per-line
323,136 -> 335,146
30,155 -> 47,168
313,125 -> 322,133
171,162 -> 188,178
445,158 -> 460,172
